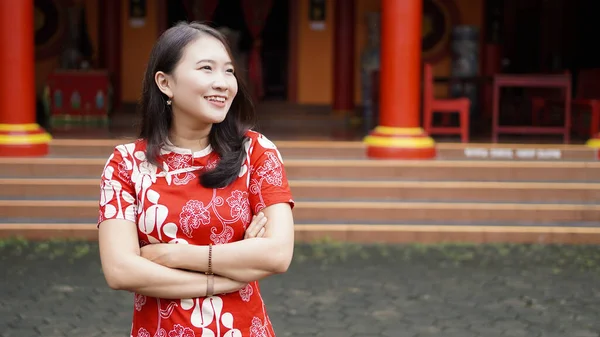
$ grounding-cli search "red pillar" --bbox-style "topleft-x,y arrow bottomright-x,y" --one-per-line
0,0 -> 51,156
364,0 -> 436,159
332,0 -> 355,115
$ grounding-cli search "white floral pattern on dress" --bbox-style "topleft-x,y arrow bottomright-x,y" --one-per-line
137,328 -> 151,337
134,294 -> 146,311
249,317 -> 268,337
160,301 -> 179,319
118,159 -> 132,181
166,153 -> 195,186
255,152 -> 283,186
100,160 -> 136,222
227,190 -> 251,226
168,324 -> 195,337
179,296 -> 242,336
206,158 -> 218,170
210,225 -> 234,245
239,284 -> 253,302
179,200 -> 211,238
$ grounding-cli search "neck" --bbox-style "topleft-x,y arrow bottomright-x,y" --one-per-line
169,114 -> 212,152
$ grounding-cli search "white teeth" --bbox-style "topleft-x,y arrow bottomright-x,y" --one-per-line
206,96 -> 225,103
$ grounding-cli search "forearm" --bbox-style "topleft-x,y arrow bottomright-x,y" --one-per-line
165,204 -> 295,283
104,254 -> 242,299
174,239 -> 292,283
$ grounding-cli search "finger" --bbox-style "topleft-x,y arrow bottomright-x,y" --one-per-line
245,215 -> 260,239
253,217 -> 268,238
247,216 -> 268,238
253,216 -> 268,234
257,227 -> 266,238
254,212 -> 264,223
247,213 -> 265,233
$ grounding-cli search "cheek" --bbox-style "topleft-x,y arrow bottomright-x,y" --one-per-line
229,79 -> 239,96
181,73 -> 211,92
193,76 -> 214,92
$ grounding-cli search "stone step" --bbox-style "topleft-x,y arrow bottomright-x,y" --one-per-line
1,157 -> 599,181
2,178 -> 600,203
1,222 -> 600,244
1,200 -> 598,223
48,139 -> 597,160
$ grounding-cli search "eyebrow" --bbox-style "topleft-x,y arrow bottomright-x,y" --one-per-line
196,59 -> 233,66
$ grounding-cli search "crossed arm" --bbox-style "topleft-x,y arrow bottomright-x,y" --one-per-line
98,202 -> 294,299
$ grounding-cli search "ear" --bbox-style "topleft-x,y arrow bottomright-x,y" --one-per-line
154,71 -> 173,99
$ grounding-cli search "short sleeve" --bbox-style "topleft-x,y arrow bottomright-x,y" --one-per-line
248,134 -> 295,214
98,146 -> 138,226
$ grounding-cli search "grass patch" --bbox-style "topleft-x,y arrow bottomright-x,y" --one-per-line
292,238 -> 600,272
0,237 -> 97,263
2,237 -> 600,272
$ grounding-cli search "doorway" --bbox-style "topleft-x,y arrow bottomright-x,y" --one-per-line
259,0 -> 289,100
165,0 -> 290,101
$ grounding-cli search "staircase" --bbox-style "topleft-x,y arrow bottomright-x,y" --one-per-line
1,139 -> 600,244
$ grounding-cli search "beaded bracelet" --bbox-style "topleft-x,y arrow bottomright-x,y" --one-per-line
206,244 -> 214,296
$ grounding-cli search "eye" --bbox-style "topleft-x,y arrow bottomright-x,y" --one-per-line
200,65 -> 212,71
226,68 -> 235,74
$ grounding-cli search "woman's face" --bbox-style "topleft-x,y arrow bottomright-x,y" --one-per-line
158,35 -> 238,125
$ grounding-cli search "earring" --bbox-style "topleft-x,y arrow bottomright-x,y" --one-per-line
166,99 -> 172,106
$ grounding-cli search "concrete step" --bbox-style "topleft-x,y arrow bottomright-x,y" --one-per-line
1,199 -> 599,223
6,139 -> 598,245
1,221 -> 600,244
2,178 -> 600,203
2,157 -> 599,181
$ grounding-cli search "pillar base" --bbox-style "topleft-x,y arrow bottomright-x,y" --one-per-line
364,126 -> 436,159
0,123 -> 52,156
586,133 -> 600,147
586,133 -> 600,160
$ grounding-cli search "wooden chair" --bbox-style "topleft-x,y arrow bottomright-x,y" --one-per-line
422,64 -> 470,143
531,69 -> 600,137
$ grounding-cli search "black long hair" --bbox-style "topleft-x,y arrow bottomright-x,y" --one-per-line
138,22 -> 255,189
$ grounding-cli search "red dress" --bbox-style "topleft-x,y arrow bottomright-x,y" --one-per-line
98,130 -> 294,337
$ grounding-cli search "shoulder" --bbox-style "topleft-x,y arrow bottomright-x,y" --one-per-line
243,130 -> 286,169
114,139 -> 147,153
103,139 -> 147,168
244,130 -> 279,153
112,139 -> 147,157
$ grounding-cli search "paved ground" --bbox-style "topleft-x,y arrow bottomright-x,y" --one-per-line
1,239 -> 600,337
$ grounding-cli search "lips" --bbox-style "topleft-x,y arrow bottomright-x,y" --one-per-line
205,96 -> 226,103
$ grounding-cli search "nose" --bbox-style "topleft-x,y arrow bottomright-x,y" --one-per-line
211,71 -> 228,91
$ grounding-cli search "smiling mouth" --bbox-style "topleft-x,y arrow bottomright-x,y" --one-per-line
205,96 -> 226,103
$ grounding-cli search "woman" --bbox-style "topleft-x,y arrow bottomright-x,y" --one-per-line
98,22 -> 295,337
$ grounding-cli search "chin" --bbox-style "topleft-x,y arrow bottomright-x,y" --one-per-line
209,115 -> 228,124
194,104 -> 231,124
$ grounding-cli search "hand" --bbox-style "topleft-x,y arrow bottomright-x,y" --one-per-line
244,212 -> 268,239
140,243 -> 174,268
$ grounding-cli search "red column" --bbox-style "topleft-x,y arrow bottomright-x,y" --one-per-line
0,0 -> 51,156
364,0 -> 436,159
332,0 -> 355,115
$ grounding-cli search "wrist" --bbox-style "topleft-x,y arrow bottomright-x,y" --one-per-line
205,244 -> 214,296
169,243 -> 190,269
212,276 -> 226,294
212,276 -> 244,295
